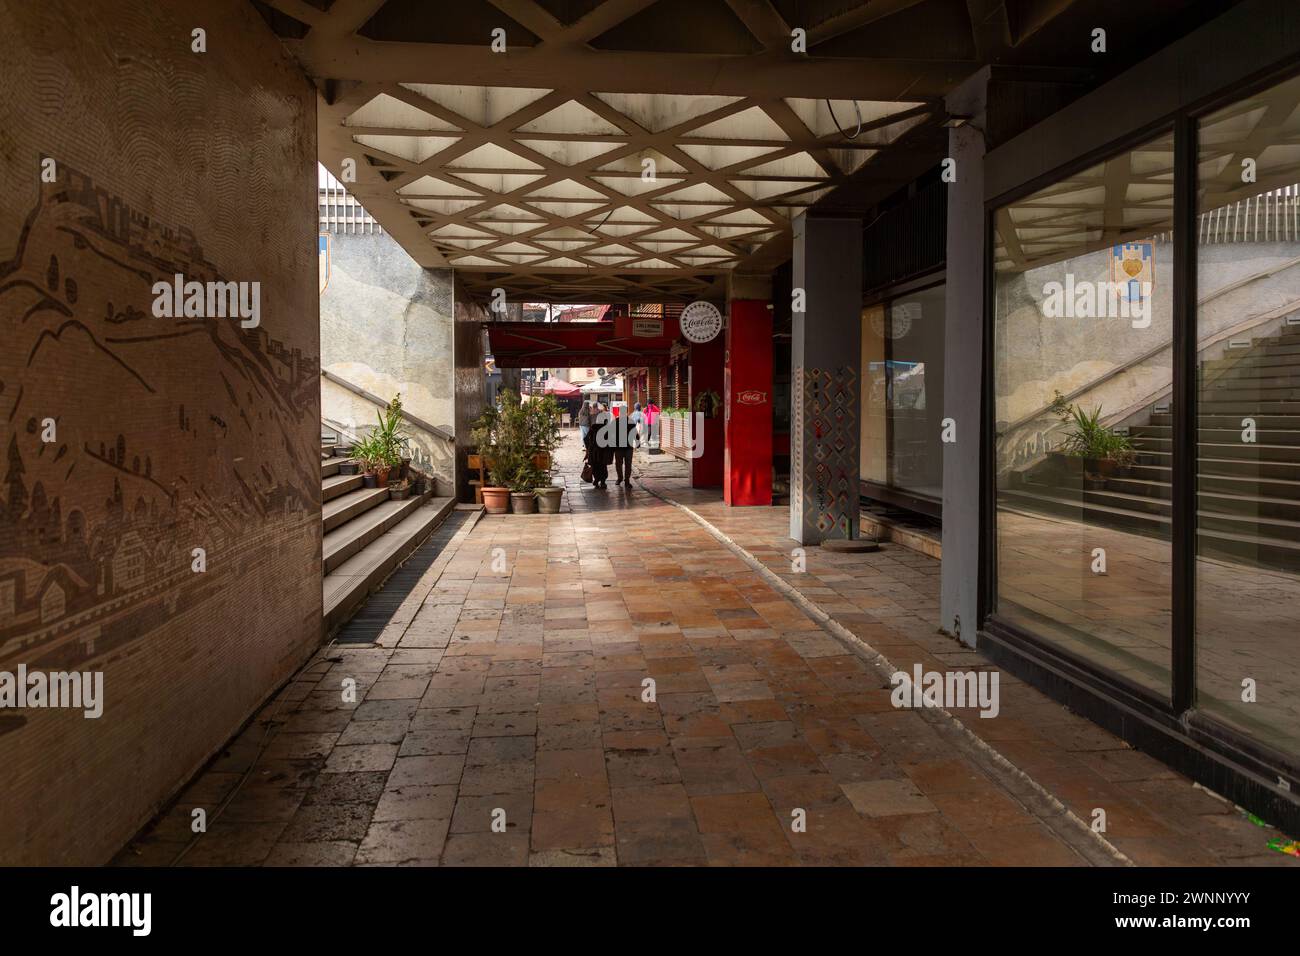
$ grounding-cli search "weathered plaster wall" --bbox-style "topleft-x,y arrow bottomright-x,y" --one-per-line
0,0 -> 318,864
319,231 -> 454,486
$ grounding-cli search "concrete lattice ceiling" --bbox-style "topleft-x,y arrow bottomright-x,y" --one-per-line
259,0 -> 1190,301
258,0 -> 983,301
341,83 -> 928,290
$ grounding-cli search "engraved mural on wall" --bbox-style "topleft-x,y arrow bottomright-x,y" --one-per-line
0,162 -> 320,675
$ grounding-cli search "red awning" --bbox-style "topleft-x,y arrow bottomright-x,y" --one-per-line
541,377 -> 581,398
485,316 -> 680,368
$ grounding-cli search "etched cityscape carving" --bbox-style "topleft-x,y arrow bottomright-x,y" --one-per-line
0,162 -> 320,677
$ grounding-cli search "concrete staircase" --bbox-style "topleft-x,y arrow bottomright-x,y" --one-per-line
320,440 -> 455,636
1003,322 -> 1300,571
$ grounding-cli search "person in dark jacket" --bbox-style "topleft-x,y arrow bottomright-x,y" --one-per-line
612,405 -> 636,485
584,403 -> 613,488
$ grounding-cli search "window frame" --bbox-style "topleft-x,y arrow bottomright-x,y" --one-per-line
979,63 -> 1300,781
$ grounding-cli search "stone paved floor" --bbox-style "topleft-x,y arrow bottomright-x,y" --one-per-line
118,432 -> 1298,867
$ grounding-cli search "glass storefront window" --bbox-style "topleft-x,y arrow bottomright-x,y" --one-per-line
993,131 -> 1175,696
885,285 -> 945,499
860,285 -> 945,504
1195,73 -> 1300,757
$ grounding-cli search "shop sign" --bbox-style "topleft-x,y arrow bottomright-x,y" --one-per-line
680,300 -> 723,344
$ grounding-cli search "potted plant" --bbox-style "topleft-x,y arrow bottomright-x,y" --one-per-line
389,477 -> 411,501
373,394 -> 409,486
1049,395 -> 1135,484
471,396 -> 519,515
508,462 -> 544,514
338,455 -> 360,476
535,479 -> 563,514
352,434 -> 380,488
397,439 -> 412,482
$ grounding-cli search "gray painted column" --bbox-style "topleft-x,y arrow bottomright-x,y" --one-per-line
790,214 -> 863,545
940,69 -> 989,648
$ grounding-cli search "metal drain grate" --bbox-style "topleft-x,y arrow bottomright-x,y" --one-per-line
333,511 -> 470,644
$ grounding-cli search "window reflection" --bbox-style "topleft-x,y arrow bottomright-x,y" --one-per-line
1195,73 -> 1300,757
993,131 -> 1175,696
860,285 -> 945,505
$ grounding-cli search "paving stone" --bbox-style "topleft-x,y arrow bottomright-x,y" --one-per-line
355,818 -> 450,864
840,778 -> 938,817
323,744 -> 399,774
121,435 -> 1296,868
373,785 -> 459,822
281,803 -> 374,843
442,832 -> 530,866
529,846 -> 617,867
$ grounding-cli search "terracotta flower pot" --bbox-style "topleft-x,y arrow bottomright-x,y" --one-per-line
482,486 -> 509,514
375,466 -> 391,488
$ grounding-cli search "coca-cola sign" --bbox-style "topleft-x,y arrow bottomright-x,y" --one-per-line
736,389 -> 767,406
679,300 -> 723,343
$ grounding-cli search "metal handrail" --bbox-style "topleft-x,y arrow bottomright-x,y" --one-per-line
320,369 -> 454,442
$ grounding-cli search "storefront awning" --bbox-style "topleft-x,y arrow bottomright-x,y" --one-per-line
485,316 -> 680,368
541,377 -> 581,398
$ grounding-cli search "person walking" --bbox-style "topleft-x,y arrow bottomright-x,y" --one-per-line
577,399 -> 593,442
585,402 -> 613,489
643,400 -> 660,449
615,402 -> 645,485
612,405 -> 634,485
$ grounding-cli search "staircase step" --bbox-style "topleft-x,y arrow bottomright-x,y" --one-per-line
1197,400 -> 1300,415
1205,379 -> 1300,398
1131,439 -> 1300,462
1133,424 -> 1300,445
323,496 -> 456,636
1256,332 -> 1300,347
324,493 -> 427,573
323,473 -> 363,503
321,455 -> 357,479
323,486 -> 392,533
1148,413 -> 1300,428
999,489 -> 1300,568
1207,359 -> 1300,380
1001,488 -> 1169,533
1204,353 -> 1300,372
1208,371 -> 1300,389
1253,342 -> 1300,357
1200,472 -> 1300,499
1133,451 -> 1300,480
1071,468 -> 1300,501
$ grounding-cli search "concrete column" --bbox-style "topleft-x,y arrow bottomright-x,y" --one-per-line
940,69 -> 989,648
790,215 -> 863,544
725,273 -> 773,505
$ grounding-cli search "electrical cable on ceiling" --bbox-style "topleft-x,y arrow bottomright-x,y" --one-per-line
825,98 -> 863,140
586,207 -> 615,238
